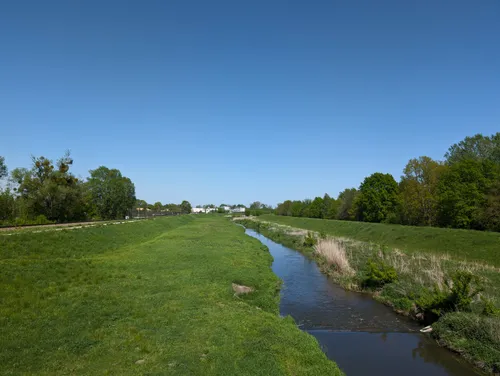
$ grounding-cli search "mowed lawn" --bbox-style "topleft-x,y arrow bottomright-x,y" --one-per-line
259,215 -> 500,267
0,215 -> 341,375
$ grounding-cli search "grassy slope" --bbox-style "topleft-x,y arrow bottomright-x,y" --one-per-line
259,215 -> 500,267
0,215 -> 341,375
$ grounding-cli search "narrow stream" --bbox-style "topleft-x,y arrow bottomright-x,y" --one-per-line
244,228 -> 483,376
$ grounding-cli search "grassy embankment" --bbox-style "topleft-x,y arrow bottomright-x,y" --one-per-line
237,215 -> 500,374
258,215 -> 500,266
0,215 -> 342,375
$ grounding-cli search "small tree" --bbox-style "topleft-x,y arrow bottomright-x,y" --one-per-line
249,201 -> 263,210
180,200 -> 192,214
87,166 -> 136,220
153,201 -> 163,212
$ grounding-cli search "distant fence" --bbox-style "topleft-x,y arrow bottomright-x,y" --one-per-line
129,209 -> 183,219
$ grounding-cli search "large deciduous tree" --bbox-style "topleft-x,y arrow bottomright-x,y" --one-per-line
290,200 -> 304,217
321,193 -> 339,219
336,188 -> 358,220
87,166 -> 136,220
437,159 -> 500,230
249,201 -> 263,210
275,200 -> 292,216
399,156 -> 446,226
307,196 -> 324,218
480,181 -> 500,232
445,133 -> 500,165
10,152 -> 86,222
354,173 -> 400,223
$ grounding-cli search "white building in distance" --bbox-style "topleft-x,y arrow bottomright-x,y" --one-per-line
231,207 -> 246,213
191,207 -> 217,214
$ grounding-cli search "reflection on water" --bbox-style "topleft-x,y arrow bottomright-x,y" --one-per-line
244,228 -> 482,376
309,331 -> 480,376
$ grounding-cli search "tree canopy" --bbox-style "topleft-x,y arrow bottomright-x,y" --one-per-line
354,173 -> 400,223
180,200 -> 192,214
399,156 -> 445,226
87,166 -> 136,220
0,156 -> 7,179
445,133 -> 500,165
9,152 -> 86,222
437,159 -> 500,230
274,132 -> 500,233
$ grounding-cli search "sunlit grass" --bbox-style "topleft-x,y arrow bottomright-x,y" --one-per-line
258,214 -> 500,267
0,215 -> 341,375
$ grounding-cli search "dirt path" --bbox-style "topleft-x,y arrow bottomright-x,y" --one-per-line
0,220 -> 128,232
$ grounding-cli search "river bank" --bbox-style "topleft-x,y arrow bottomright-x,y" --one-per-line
235,217 -> 500,374
244,227 -> 483,375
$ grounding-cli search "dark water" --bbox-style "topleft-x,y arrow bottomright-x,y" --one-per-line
245,228 -> 483,376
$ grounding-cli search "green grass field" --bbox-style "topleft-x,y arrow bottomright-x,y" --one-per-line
0,215 -> 341,375
259,215 -> 500,267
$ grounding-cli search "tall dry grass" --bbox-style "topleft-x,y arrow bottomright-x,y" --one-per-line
314,238 -> 354,276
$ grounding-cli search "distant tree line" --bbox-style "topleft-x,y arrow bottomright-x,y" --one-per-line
0,152 -> 192,225
275,133 -> 500,232
134,199 -> 192,217
245,201 -> 274,216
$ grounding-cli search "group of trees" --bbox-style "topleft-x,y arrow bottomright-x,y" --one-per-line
0,152 -> 137,224
136,199 -> 192,215
246,201 -> 273,216
0,152 -> 191,225
137,200 -> 192,214
275,133 -> 500,232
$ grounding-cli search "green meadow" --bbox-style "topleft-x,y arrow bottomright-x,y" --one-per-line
0,215 -> 341,375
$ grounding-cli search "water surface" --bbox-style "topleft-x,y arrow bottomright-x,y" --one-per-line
245,228 -> 482,376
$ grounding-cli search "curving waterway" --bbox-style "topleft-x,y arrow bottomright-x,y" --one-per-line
244,228 -> 484,376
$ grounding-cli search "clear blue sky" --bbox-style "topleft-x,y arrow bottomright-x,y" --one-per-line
1,1 -> 499,206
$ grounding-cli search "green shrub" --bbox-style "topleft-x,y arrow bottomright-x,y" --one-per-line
362,258 -> 398,288
416,287 -> 449,317
416,271 -> 483,317
14,217 -> 28,226
432,312 -> 500,373
481,296 -> 500,317
303,232 -> 317,247
391,297 -> 413,311
382,212 -> 401,224
379,282 -> 417,312
34,215 -> 51,225
449,270 -> 483,311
